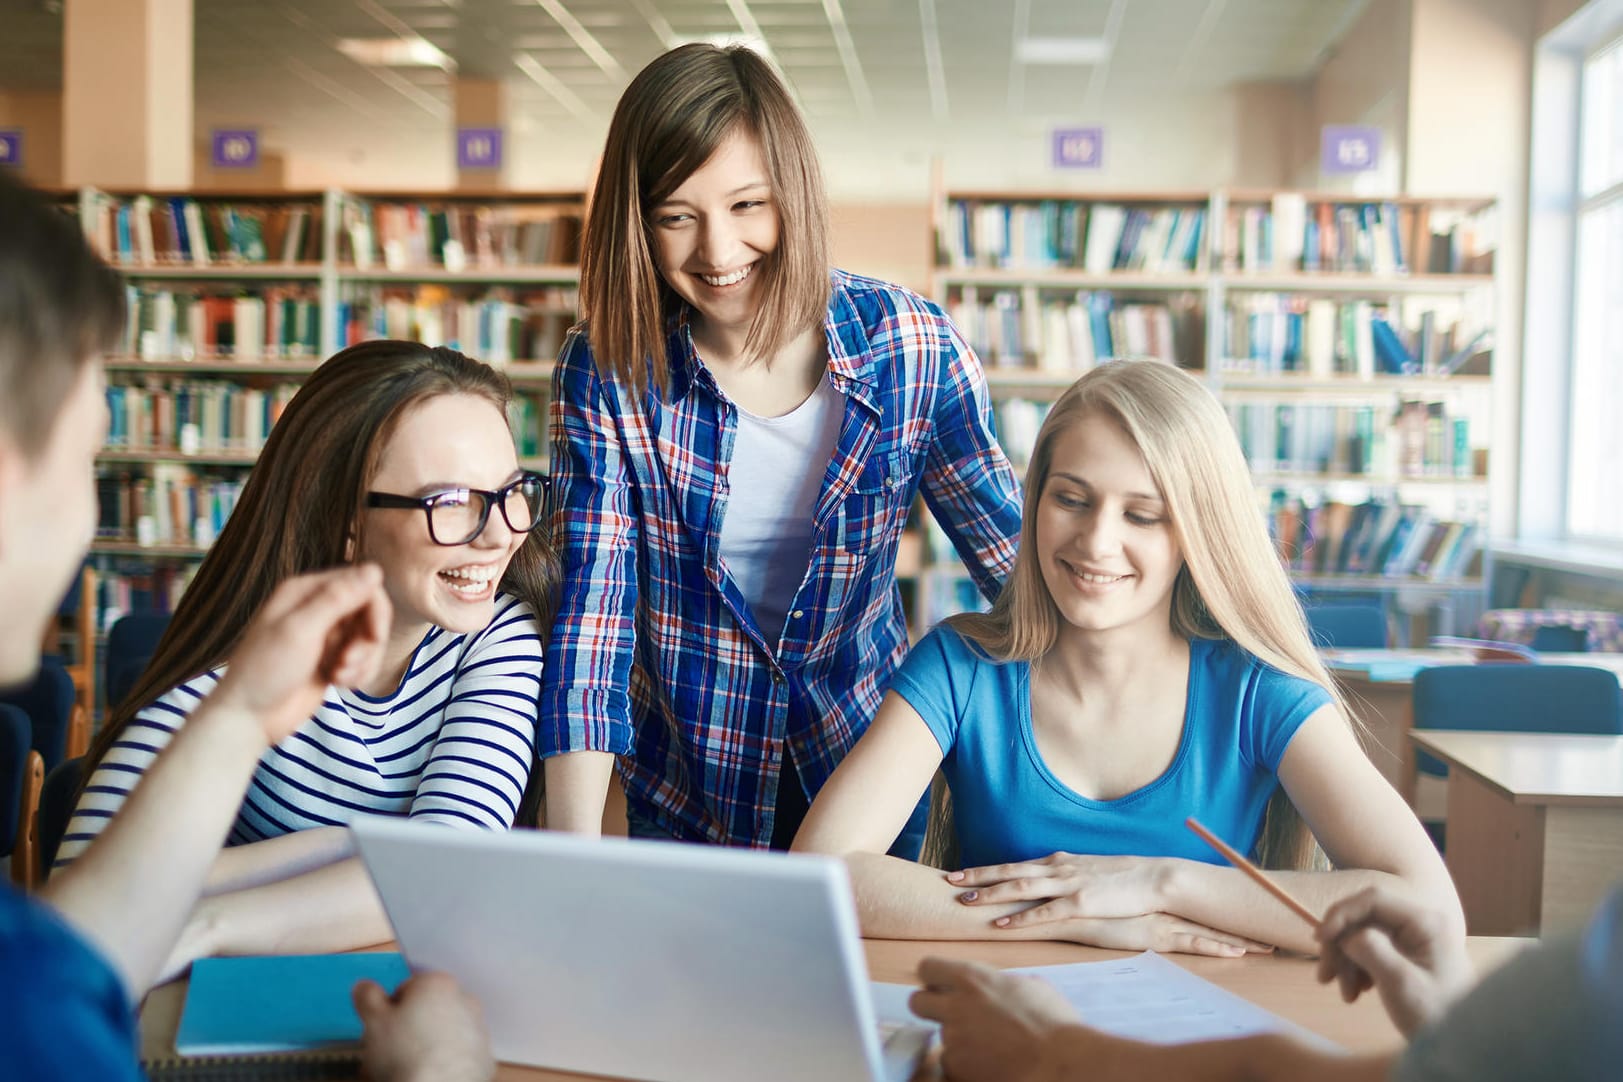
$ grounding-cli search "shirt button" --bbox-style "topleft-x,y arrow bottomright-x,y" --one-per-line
792,609 -> 804,619
884,476 -> 897,489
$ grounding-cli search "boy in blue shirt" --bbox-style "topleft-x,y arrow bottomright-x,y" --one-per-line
0,173 -> 492,1081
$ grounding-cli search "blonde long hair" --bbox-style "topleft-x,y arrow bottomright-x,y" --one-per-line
948,361 -> 1355,869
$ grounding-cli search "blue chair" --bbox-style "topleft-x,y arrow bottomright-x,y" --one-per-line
104,611 -> 172,713
1412,664 -> 1623,851
1305,603 -> 1389,649
0,656 -> 77,772
0,703 -> 44,889
36,756 -> 85,881
1413,662 -> 1623,795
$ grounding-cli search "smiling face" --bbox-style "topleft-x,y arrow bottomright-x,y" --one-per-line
648,126 -> 781,350
358,393 -> 527,654
1034,411 -> 1184,640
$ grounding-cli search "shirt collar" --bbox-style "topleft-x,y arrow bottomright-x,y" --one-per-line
659,271 -> 875,403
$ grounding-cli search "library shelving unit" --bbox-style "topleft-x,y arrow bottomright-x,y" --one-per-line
80,186 -> 583,657
918,184 -> 1499,643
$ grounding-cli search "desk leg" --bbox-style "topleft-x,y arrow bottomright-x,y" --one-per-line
1540,806 -> 1623,933
1445,772 -> 1544,936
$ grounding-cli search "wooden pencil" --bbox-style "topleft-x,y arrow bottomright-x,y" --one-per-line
1185,816 -> 1323,930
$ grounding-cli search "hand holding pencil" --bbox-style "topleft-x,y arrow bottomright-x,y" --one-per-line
1185,817 -> 1473,1038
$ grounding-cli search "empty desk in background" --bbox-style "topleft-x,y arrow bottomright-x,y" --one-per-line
138,936 -> 1527,1079
1410,729 -> 1623,937
1321,649 -> 1623,806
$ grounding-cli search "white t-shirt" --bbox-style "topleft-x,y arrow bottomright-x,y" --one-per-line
718,376 -> 845,645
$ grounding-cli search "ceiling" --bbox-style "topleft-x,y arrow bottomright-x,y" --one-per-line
3,0 -> 1369,136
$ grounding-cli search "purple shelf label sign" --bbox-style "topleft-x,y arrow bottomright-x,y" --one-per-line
0,130 -> 21,168
1322,125 -> 1380,174
457,127 -> 503,170
1052,127 -> 1103,170
211,129 -> 259,169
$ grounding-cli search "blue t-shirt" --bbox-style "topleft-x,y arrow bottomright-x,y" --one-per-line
890,627 -> 1332,869
0,884 -> 141,1080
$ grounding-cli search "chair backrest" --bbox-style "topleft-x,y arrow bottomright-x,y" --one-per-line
37,756 -> 86,880
0,703 -> 30,854
0,656 -> 76,772
1306,603 -> 1390,649
104,611 -> 173,712
1412,664 -> 1623,775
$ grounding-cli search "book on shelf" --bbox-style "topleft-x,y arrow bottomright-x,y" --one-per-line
84,193 -> 323,267
122,284 -> 322,361
948,289 -> 1204,370
991,398 -> 1052,470
104,379 -> 300,454
940,199 -> 1207,273
506,392 -> 548,460
1266,491 -> 1482,582
96,466 -> 245,550
337,284 -> 576,364
1219,294 -> 1492,378
340,198 -> 583,271
1227,197 -> 1495,276
90,561 -> 199,633
1228,400 -> 1476,479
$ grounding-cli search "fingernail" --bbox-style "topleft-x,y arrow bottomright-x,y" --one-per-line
946,871 -> 964,882
993,917 -> 1010,928
959,890 -> 978,903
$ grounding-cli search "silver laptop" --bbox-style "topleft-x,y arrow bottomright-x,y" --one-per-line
351,817 -> 932,1082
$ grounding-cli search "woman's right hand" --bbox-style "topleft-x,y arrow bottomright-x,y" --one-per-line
206,565 -> 391,746
1313,885 -> 1473,1037
1051,912 -> 1275,958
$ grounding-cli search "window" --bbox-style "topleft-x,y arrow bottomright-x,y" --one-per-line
1567,34 -> 1623,541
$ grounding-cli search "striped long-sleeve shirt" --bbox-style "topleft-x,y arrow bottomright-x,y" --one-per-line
56,593 -> 542,869
539,269 -> 1023,847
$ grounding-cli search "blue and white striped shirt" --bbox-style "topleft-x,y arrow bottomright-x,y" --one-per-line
56,593 -> 542,869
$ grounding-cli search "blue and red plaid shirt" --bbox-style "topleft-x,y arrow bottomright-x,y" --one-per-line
540,270 -> 1022,846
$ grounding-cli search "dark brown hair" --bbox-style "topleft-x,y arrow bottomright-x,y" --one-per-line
579,43 -> 830,389
0,173 -> 126,455
81,340 -> 559,787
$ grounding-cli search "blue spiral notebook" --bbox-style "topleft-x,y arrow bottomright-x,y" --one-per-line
176,952 -> 411,1055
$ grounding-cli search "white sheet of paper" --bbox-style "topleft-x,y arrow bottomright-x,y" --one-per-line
1008,951 -> 1333,1047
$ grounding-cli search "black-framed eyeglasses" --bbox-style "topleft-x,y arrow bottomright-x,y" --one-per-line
366,471 -> 550,547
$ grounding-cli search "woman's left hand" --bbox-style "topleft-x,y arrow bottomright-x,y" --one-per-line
947,852 -> 1173,928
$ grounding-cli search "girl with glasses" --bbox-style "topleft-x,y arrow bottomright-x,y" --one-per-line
539,44 -> 1022,851
58,340 -> 557,975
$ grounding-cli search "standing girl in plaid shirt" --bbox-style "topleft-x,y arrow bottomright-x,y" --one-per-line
539,43 -> 1023,849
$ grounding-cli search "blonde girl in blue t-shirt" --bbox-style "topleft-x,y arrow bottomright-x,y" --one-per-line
794,360 -> 1458,957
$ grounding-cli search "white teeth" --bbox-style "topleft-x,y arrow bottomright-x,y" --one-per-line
1072,569 -> 1126,584
441,566 -> 498,584
699,264 -> 752,287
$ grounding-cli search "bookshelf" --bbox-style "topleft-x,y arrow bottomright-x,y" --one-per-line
79,187 -> 582,651
918,185 -> 1500,642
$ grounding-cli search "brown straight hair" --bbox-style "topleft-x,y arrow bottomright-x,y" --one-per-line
0,173 -> 126,456
80,340 -> 559,790
579,43 -> 831,390
947,361 -> 1359,872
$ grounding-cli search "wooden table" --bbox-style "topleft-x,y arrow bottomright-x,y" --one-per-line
140,937 -> 1526,1080
1411,729 -> 1623,937
1322,650 -> 1623,808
